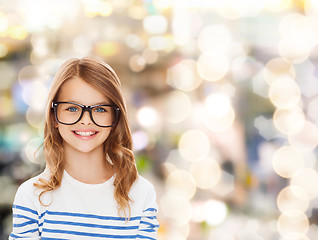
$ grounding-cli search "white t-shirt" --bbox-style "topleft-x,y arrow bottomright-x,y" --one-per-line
9,170 -> 159,240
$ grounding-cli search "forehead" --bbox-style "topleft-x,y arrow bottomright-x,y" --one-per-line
57,77 -> 110,105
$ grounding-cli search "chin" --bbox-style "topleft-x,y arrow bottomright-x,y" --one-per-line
77,146 -> 99,154
65,142 -> 101,155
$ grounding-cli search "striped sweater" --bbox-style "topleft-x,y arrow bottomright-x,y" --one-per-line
10,170 -> 159,239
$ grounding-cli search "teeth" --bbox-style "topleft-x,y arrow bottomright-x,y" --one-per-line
75,131 -> 96,136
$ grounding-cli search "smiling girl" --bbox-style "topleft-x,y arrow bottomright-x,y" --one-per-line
10,57 -> 159,239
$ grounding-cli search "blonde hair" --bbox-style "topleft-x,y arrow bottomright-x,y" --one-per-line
34,57 -> 138,217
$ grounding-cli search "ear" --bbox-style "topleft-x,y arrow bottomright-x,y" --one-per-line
52,116 -> 59,128
50,107 -> 59,128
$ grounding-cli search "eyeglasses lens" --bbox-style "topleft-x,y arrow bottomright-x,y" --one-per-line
56,103 -> 115,127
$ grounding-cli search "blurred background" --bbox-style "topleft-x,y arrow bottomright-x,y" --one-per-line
1,0 -> 318,239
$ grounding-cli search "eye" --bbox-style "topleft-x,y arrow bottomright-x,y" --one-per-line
95,107 -> 107,113
66,107 -> 79,112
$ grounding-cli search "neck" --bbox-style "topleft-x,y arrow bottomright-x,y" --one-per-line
63,143 -> 113,184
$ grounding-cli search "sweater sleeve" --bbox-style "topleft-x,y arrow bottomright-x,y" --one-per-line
9,182 -> 41,240
136,184 -> 159,240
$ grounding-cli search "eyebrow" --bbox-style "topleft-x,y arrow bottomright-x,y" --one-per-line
93,101 -> 112,105
60,100 -> 112,105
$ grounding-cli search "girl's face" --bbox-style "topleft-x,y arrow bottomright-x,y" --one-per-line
55,77 -> 113,154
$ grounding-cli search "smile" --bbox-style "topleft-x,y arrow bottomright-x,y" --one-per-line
73,131 -> 98,137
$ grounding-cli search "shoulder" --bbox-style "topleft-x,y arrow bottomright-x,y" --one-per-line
13,170 -> 51,210
130,175 -> 158,211
132,175 -> 155,191
16,170 -> 50,197
129,174 -> 157,200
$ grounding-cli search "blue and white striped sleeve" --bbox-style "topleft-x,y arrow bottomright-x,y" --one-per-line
136,184 -> 159,240
9,184 -> 41,240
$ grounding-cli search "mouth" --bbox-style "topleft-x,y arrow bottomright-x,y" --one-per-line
72,131 -> 99,137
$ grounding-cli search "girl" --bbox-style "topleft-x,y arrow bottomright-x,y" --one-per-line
10,57 -> 159,239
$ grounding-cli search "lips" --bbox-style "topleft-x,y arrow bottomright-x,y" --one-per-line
72,130 -> 98,137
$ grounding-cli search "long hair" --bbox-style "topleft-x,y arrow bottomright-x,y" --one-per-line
34,57 -> 138,217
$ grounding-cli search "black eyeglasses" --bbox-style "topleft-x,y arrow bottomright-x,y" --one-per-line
52,102 -> 120,128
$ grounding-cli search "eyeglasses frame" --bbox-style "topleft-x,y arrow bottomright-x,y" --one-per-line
52,101 -> 120,128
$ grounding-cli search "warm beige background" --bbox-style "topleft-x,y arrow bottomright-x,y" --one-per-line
1,0 -> 318,239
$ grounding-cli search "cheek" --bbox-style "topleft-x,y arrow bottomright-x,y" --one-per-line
100,129 -> 111,141
57,125 -> 71,139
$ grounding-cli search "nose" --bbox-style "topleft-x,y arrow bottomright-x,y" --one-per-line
79,111 -> 92,125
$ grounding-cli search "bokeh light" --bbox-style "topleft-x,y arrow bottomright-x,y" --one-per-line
178,130 -> 210,162
217,0 -> 251,19
197,53 -> 229,82
290,168 -> 318,200
236,219 -> 265,240
198,25 -> 232,55
143,15 -> 168,35
279,234 -> 310,240
204,200 -> 228,226
73,35 -> 93,55
4,123 -> 33,151
278,40 -> 310,64
82,0 -> 113,17
136,106 -> 160,128
18,0 -> 79,31
211,170 -> 235,196
166,169 -> 196,200
266,0 -> 293,12
279,14 -> 317,62
305,0 -> 318,19
23,137 -> 43,164
307,97 -> 318,124
272,146 -> 304,178
278,13 -> 318,63
203,93 -> 235,131
277,186 -> 309,213
273,106 -> 305,135
190,158 -> 221,189
268,76 -> 301,109
288,121 -> 318,152
148,35 -> 174,52
18,65 -> 41,86
277,211 -> 309,237
8,25 -> 28,40
132,130 -> 149,151
166,59 -> 202,92
22,81 -> 48,111
163,91 -> 191,123
125,34 -> 144,50
129,54 -> 146,72
96,42 -> 120,57
208,229 -> 236,240
192,200 -> 228,226
172,9 -> 202,45
160,190 -> 192,226
263,58 -> 296,85
142,48 -> 158,64
127,5 -> 147,20
0,14 -> 9,36
25,107 -> 45,129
